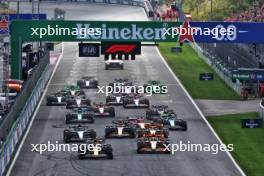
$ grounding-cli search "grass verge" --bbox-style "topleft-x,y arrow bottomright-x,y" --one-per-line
158,42 -> 239,100
208,112 -> 264,176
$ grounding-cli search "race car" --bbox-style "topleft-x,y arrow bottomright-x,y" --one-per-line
123,94 -> 149,108
78,138 -> 113,159
146,105 -> 174,120
91,102 -> 115,117
46,90 -> 72,106
106,93 -> 126,105
137,127 -> 169,138
143,80 -> 167,94
77,76 -> 98,89
64,85 -> 86,97
142,122 -> 164,129
105,59 -> 124,70
122,118 -> 163,129
154,112 -> 187,131
46,85 -> 85,106
63,125 -> 96,143
105,121 -> 136,138
65,107 -> 94,124
108,78 -> 133,87
66,96 -> 91,109
108,78 -> 137,94
110,117 -> 145,128
137,137 -> 170,154
125,117 -> 145,128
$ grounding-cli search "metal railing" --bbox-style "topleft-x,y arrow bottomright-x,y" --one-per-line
190,43 -> 241,95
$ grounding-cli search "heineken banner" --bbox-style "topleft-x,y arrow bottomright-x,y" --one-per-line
10,20 -> 264,43
10,20 -> 264,79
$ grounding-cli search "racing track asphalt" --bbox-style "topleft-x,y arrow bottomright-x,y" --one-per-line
9,2 -> 243,176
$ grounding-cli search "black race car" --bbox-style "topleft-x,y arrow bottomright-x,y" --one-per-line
146,105 -> 174,120
78,138 -> 113,159
46,85 -> 85,106
105,59 -> 124,70
91,102 -> 115,117
123,94 -> 149,108
66,97 -> 91,109
106,93 -> 126,105
108,78 -> 133,87
65,107 -> 94,124
63,125 -> 96,143
137,137 -> 170,154
154,112 -> 187,131
46,91 -> 71,106
105,121 -> 136,138
77,76 -> 98,89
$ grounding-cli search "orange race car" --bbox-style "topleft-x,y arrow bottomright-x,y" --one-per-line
137,137 -> 170,154
137,127 -> 169,138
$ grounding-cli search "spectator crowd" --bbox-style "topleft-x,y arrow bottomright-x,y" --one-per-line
225,2 -> 264,22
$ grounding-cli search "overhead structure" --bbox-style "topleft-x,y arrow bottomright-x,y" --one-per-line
10,20 -> 264,79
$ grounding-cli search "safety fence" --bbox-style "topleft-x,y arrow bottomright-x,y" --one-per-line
0,59 -> 52,176
190,43 -> 242,95
0,53 -> 49,138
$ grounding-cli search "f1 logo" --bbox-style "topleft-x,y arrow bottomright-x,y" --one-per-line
106,44 -> 136,53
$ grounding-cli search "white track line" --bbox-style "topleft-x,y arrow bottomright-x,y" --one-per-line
6,42 -> 65,176
155,47 -> 246,176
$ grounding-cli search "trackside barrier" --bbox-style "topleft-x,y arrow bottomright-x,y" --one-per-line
259,101 -> 264,120
0,65 -> 52,176
190,43 -> 241,95
0,53 -> 49,138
